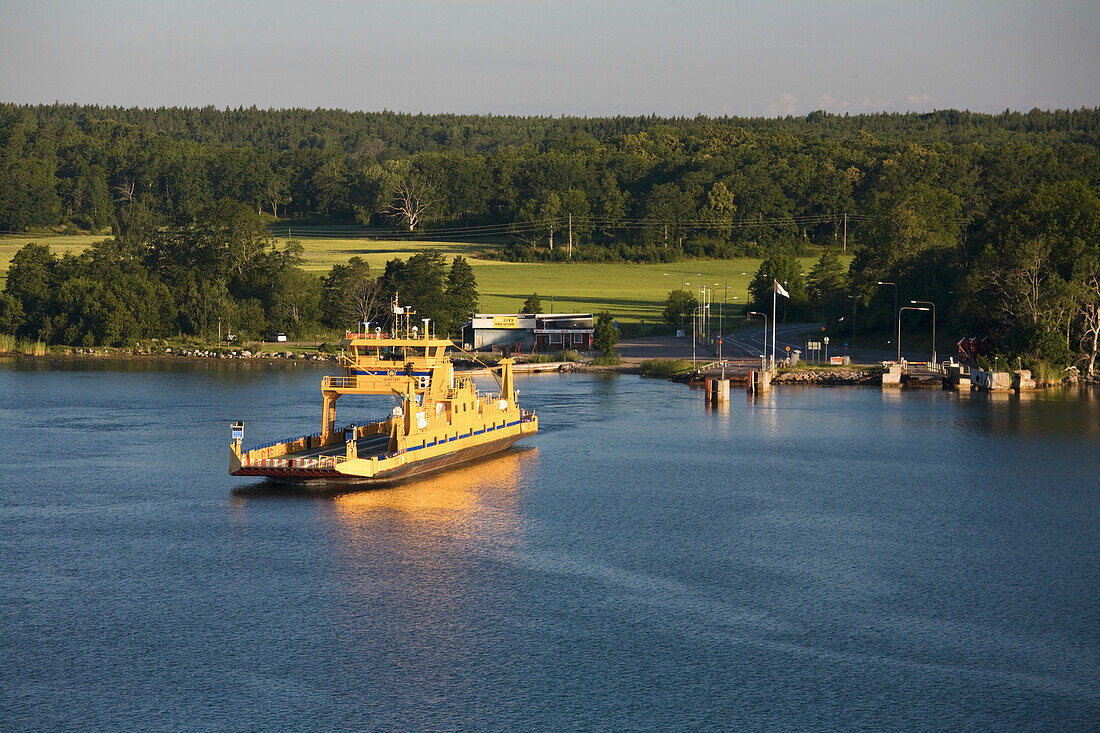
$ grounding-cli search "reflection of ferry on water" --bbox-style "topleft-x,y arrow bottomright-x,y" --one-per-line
230,298 -> 538,483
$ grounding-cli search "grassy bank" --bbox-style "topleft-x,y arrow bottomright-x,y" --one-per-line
639,358 -> 695,377
0,334 -> 47,355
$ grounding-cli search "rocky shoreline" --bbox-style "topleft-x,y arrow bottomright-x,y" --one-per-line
773,368 -> 880,385
0,349 -> 635,372
3,350 -> 1094,386
2,346 -> 344,361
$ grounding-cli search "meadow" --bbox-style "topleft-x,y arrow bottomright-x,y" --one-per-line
1,231 -> 820,324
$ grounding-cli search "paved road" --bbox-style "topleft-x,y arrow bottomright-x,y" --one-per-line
619,322 -> 929,365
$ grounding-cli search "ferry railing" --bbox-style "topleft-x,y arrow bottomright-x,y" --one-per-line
243,453 -> 346,470
903,361 -> 945,375
322,375 -> 358,389
242,429 -> 330,457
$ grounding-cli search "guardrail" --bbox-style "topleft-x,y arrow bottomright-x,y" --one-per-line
322,375 -> 357,389
902,361 -> 945,374
696,357 -> 768,373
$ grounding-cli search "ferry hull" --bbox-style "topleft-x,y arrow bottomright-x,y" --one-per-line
232,433 -> 525,484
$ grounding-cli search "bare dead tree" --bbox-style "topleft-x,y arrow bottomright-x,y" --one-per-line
265,179 -> 286,219
343,276 -> 387,328
1078,274 -> 1100,377
387,179 -> 432,231
978,239 -> 1049,326
115,180 -> 136,203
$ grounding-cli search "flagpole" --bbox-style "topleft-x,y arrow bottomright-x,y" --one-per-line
771,283 -> 777,370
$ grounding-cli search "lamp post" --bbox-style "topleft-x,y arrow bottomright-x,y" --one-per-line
897,306 -> 929,362
877,281 -> 897,349
692,304 -> 709,366
717,284 -> 733,361
699,286 -> 708,344
910,300 -> 936,365
749,310 -> 768,365
845,295 -> 857,340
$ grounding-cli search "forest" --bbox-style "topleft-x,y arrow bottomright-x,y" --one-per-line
0,104 -> 1098,373
0,199 -> 478,348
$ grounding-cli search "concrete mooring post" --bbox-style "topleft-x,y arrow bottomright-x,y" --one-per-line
973,370 -> 1012,391
706,377 -> 730,404
747,370 -> 771,395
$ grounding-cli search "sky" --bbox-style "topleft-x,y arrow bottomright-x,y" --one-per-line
1,0 -> 1097,117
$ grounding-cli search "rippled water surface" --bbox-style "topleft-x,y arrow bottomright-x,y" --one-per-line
2,359 -> 1098,731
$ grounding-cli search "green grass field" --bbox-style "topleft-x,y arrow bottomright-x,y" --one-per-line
1,231 -> 821,323
0,234 -> 103,286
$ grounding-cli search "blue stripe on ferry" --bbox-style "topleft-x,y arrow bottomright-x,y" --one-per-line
356,369 -> 431,377
384,418 -> 530,458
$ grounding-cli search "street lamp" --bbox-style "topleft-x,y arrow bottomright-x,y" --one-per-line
717,284 -> 734,361
910,300 -> 936,365
692,304 -> 709,366
699,286 -> 709,343
749,310 -> 768,366
877,281 -> 897,349
897,306 -> 929,362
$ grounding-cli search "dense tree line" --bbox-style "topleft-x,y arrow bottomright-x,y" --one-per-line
735,178 -> 1100,374
2,104 -> 1096,256
0,200 -> 478,346
1,103 -> 1098,370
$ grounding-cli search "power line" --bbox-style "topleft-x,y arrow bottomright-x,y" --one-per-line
266,210 -> 970,242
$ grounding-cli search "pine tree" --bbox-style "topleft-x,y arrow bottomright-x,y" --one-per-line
443,255 -> 478,336
521,292 -> 542,314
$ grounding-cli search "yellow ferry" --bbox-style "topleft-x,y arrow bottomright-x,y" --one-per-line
230,298 -> 538,483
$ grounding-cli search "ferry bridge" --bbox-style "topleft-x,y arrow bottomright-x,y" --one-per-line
693,357 -> 769,379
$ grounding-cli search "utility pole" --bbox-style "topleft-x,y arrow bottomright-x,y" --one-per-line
842,212 -> 847,253
568,213 -> 573,259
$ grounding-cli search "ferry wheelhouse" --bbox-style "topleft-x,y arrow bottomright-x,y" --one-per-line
230,299 -> 538,482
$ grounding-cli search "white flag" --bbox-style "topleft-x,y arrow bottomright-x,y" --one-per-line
774,280 -> 790,298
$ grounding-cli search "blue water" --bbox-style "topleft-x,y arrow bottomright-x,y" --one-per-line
1,359 -> 1098,731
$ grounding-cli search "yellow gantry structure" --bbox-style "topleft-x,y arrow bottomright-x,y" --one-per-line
230,299 -> 538,482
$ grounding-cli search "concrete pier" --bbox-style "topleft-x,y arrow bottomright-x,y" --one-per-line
1012,369 -> 1036,391
973,370 -> 1012,391
882,364 -> 903,387
945,364 -> 971,389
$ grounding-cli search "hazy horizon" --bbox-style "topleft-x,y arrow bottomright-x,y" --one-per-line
2,0 -> 1097,118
